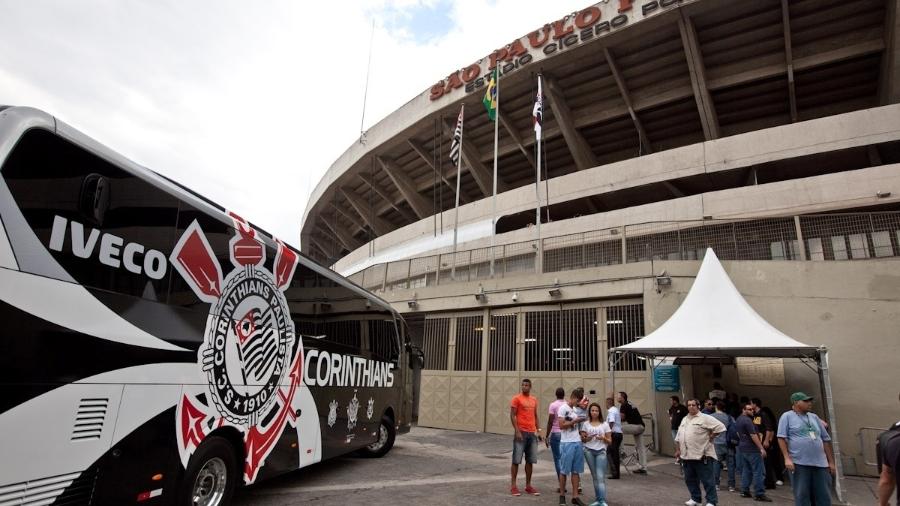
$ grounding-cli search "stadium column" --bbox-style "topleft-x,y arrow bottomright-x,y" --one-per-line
442,118 -> 509,197
321,214 -> 363,252
603,46 -> 654,154
542,74 -> 599,171
376,156 -> 434,219
678,11 -> 720,140
357,172 -> 419,223
407,139 -> 472,204
339,187 -> 393,237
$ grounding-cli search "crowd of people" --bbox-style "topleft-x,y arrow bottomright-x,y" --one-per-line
509,379 -> 649,506
506,379 -> 884,506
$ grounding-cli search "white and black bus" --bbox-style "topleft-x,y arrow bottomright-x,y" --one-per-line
0,106 -> 420,506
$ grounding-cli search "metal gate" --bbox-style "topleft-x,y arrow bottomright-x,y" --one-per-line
418,300 -> 649,435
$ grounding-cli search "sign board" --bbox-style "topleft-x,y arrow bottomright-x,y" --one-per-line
427,0 -> 694,104
736,358 -> 786,386
653,365 -> 680,392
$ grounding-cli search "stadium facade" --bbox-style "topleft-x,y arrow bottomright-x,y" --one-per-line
301,0 -> 900,476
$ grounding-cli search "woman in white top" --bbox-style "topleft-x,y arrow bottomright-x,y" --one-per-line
581,403 -> 612,506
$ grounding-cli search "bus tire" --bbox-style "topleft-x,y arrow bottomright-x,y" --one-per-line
359,416 -> 395,458
178,436 -> 237,506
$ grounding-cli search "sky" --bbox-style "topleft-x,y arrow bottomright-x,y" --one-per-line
1,0 -> 589,246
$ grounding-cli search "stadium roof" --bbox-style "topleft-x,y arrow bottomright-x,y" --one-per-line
302,0 -> 897,261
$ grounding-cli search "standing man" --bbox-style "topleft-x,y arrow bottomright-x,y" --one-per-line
558,387 -> 588,506
606,397 -> 623,480
751,398 -> 778,488
877,392 -> 900,506
736,402 -> 773,502
675,398 -> 726,506
777,392 -> 836,506
547,387 -> 567,487
710,400 -> 737,492
669,396 -> 689,443
618,391 -> 648,474
510,378 -> 542,497
709,382 -> 727,402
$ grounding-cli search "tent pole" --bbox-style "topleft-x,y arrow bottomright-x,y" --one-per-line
649,356 -> 658,455
818,346 -> 845,503
609,351 -> 616,399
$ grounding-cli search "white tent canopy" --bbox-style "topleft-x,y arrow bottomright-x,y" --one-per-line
609,248 -> 844,502
615,248 -> 817,358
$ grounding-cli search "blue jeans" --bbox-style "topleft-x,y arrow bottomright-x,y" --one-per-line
738,449 -> 765,497
790,464 -> 832,506
714,443 -> 735,488
583,448 -> 608,503
682,458 -> 718,505
549,432 -> 562,478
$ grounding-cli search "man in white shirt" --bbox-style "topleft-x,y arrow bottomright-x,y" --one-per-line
557,388 -> 588,506
675,398 -> 725,506
606,396 -> 623,479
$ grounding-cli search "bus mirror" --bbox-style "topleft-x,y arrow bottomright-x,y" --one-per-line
409,346 -> 424,370
79,173 -> 110,226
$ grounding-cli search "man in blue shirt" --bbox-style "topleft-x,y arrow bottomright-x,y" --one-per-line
736,402 -> 772,502
777,392 -> 836,506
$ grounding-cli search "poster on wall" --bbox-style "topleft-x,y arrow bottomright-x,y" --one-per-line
737,357 -> 786,386
653,365 -> 681,392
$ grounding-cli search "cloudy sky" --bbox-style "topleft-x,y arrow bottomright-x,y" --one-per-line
1,0 -> 588,245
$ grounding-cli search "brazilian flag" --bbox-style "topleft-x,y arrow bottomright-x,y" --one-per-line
483,68 -> 498,121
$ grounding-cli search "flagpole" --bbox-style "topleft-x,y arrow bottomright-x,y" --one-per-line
452,104 -> 464,281
535,75 -> 543,248
490,65 -> 500,278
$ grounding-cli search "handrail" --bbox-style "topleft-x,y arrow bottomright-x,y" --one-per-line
343,211 -> 900,293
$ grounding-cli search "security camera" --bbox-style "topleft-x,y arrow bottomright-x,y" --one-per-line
511,292 -> 518,302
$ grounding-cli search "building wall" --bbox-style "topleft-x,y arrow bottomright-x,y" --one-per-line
389,258 -> 900,476
334,105 -> 900,275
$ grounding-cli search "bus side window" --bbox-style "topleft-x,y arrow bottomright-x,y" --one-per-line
1,129 -> 178,303
368,318 -> 399,363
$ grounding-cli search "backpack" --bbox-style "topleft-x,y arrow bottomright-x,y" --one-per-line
725,416 -> 740,447
876,422 -> 900,474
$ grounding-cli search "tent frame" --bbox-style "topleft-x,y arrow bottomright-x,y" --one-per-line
609,345 -> 845,503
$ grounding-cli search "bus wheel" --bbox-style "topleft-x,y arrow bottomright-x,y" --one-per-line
179,436 -> 237,506
360,416 -> 396,458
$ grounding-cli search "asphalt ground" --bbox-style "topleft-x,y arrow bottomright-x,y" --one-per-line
233,426 -> 880,506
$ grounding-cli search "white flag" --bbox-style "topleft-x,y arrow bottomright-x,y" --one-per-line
533,76 -> 543,141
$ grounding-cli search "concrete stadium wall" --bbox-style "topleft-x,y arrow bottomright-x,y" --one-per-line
384,257 -> 900,476
334,104 -> 900,274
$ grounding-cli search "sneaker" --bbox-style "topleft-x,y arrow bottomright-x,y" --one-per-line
754,495 -> 773,502
524,486 -> 540,496
558,495 -> 566,506
740,491 -> 752,498
571,498 -> 587,506
775,480 -> 784,486
588,502 -> 601,506
633,468 -> 648,475
728,487 -> 736,493
510,486 -> 521,497
685,500 -> 698,506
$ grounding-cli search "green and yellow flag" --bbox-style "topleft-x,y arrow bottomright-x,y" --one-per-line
482,68 -> 498,121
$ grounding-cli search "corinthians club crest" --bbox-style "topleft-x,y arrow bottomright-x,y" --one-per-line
171,213 -> 302,484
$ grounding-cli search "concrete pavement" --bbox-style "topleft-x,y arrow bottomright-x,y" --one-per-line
233,427 -> 880,505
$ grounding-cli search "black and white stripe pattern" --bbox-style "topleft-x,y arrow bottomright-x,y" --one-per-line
449,107 -> 463,166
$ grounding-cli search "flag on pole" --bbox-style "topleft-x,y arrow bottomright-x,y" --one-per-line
483,68 -> 498,121
533,75 -> 543,141
449,106 -> 463,165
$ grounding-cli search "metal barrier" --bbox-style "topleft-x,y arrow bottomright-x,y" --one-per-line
347,212 -> 900,292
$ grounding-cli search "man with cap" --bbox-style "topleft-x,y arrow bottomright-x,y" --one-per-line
777,392 -> 836,506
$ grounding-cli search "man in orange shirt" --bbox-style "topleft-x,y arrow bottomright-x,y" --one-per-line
511,378 -> 543,496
